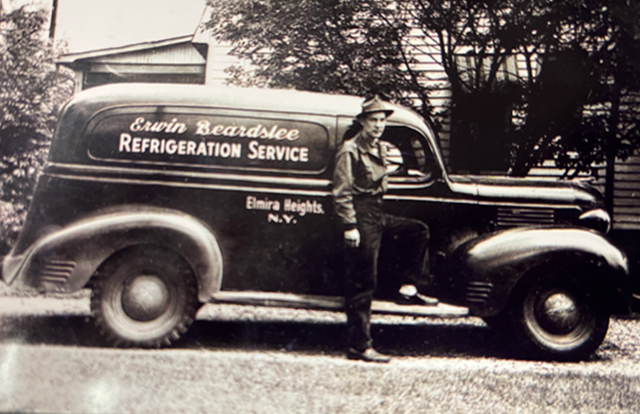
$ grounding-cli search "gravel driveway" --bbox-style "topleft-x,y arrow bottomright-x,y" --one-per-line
2,284 -> 640,413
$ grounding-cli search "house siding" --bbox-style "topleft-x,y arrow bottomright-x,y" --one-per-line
401,31 -> 640,230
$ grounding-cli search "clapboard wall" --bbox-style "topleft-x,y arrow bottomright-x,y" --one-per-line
614,155 -> 640,229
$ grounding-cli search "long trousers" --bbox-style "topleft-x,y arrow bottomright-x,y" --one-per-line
345,195 -> 429,351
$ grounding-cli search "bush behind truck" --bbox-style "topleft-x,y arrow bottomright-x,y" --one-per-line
1,84 -> 638,360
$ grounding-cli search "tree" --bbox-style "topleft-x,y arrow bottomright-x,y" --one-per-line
403,0 -> 555,172
0,6 -> 73,253
205,0 -> 640,178
204,0 -> 435,118
509,0 -> 640,181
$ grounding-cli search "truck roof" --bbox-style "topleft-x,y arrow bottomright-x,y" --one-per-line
50,83 -> 437,166
62,83 -> 426,127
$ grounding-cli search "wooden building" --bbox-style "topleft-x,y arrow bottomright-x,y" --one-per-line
57,32 -> 238,93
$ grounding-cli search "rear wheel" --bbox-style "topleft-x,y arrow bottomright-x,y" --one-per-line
509,275 -> 609,360
91,246 -> 199,347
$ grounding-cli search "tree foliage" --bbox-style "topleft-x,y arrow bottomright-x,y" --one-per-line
205,1 -> 640,177
0,6 -> 73,253
405,0 -> 554,172
205,0 -> 434,117
510,0 -> 640,177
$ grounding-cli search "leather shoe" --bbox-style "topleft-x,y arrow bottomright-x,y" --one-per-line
347,347 -> 391,363
395,292 -> 439,306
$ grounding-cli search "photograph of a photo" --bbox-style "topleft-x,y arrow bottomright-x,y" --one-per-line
1,0 -> 640,413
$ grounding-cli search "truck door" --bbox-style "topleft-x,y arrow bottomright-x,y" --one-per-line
375,124 -> 481,286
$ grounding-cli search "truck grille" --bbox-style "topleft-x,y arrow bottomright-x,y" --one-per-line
466,281 -> 493,304
496,207 -> 555,227
40,260 -> 76,284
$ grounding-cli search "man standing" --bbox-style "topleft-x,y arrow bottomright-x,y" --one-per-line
333,95 -> 437,363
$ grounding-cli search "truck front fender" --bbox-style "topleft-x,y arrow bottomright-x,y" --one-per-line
2,208 -> 223,302
444,227 -> 629,316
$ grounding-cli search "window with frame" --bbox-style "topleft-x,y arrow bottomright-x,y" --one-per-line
381,126 -> 439,181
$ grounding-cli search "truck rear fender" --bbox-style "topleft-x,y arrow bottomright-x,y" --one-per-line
3,209 -> 223,302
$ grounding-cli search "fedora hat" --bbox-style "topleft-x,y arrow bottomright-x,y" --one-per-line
357,95 -> 394,119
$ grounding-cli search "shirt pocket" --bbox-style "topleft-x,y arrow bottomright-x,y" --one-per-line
355,158 -> 374,188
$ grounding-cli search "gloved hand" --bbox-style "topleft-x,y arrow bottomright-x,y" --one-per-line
344,228 -> 360,248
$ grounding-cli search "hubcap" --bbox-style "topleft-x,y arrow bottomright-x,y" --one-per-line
536,292 -> 580,334
121,275 -> 170,321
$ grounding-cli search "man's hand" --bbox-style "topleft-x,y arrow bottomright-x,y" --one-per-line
344,228 -> 360,248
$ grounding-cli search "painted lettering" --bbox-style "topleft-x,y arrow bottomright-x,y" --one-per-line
130,117 -> 144,132
150,138 -> 160,153
187,141 -> 196,155
246,195 -> 281,211
275,129 -> 288,140
141,138 -> 151,153
132,137 -> 141,153
247,141 -> 309,162
149,122 -> 168,133
119,133 -> 132,152
247,140 -> 259,159
131,117 -> 187,134
196,120 -> 210,135
178,140 -> 187,155
212,125 -> 225,135
246,125 -> 261,138
166,140 -> 177,154
286,130 -> 300,141
282,214 -> 296,224
223,126 -> 239,136
195,121 -> 300,141
196,141 -> 207,156
284,198 -> 325,216
300,147 -> 309,162
231,143 -> 242,158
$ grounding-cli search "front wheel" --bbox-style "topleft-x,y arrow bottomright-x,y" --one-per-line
509,276 -> 609,361
91,246 -> 199,347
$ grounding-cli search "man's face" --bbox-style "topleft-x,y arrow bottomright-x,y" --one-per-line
360,112 -> 387,141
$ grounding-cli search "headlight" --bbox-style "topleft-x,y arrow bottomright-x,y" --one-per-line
579,208 -> 611,233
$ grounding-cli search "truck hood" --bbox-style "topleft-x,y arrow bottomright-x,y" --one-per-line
449,174 -> 602,208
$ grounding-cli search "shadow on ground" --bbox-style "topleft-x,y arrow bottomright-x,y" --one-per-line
187,319 -> 527,360
0,315 -> 528,360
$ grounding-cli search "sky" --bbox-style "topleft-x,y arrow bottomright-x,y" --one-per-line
5,0 -> 208,53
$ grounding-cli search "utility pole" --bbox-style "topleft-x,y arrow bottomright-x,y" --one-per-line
49,0 -> 58,39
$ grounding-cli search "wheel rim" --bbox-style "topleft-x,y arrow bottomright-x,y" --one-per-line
92,246 -> 200,347
536,292 -> 581,334
523,286 -> 596,352
121,274 -> 171,321
102,265 -> 183,341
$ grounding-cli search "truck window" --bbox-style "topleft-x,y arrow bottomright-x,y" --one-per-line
382,126 -> 438,179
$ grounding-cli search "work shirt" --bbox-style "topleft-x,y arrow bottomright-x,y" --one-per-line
332,132 -> 389,230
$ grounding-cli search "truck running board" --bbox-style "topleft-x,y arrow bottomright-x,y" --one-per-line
210,291 -> 468,318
